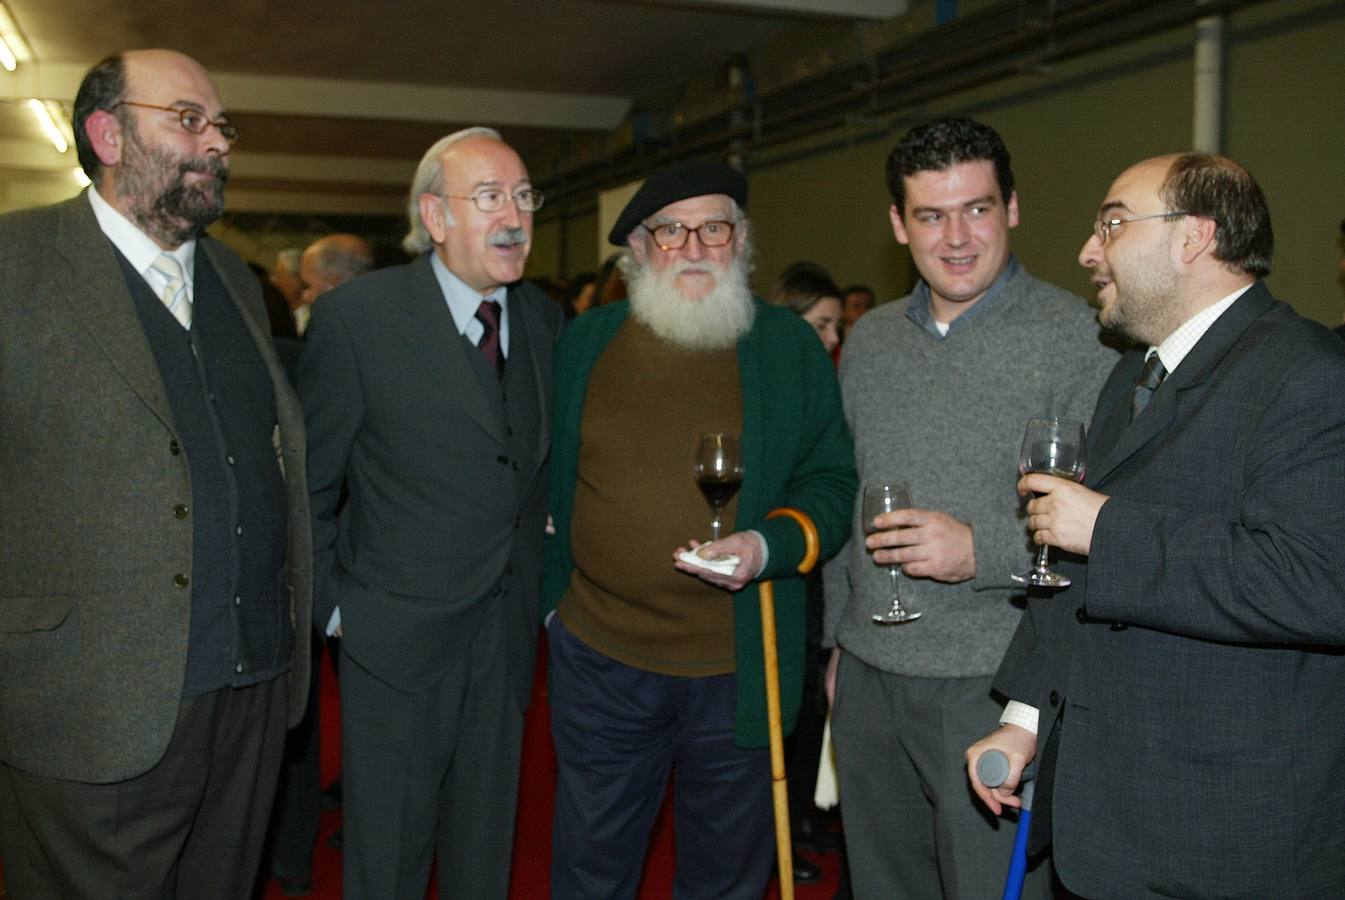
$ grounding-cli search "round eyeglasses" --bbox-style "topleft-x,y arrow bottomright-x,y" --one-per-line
441,188 -> 545,213
1093,211 -> 1188,244
112,101 -> 239,145
642,220 -> 735,251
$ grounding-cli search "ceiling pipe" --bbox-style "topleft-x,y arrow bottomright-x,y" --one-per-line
1192,3 -> 1225,152
538,0 -> 1270,215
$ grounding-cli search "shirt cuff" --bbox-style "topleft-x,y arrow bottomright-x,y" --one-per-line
999,700 -> 1039,735
746,529 -> 769,577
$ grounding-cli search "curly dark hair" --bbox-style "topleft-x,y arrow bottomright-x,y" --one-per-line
1159,153 -> 1273,278
73,54 -> 128,182
885,117 -> 1014,216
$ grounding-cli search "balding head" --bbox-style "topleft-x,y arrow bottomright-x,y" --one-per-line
74,49 -> 233,249
300,234 -> 375,307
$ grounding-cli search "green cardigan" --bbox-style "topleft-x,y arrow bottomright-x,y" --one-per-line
543,299 -> 856,747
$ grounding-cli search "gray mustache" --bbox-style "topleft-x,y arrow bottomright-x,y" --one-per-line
489,228 -> 527,247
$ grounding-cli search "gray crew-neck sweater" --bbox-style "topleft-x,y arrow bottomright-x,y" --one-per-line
823,266 -> 1119,679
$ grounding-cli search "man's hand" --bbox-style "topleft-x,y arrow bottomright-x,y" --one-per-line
865,508 -> 975,582
1018,474 -> 1108,556
965,724 -> 1038,816
673,531 -> 765,592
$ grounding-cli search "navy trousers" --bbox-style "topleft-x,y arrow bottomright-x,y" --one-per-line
548,616 -> 774,900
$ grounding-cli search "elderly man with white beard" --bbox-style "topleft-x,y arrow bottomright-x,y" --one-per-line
543,160 -> 856,899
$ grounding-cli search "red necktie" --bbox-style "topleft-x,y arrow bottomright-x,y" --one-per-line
476,299 -> 504,379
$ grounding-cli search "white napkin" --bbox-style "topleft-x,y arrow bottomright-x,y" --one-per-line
814,714 -> 839,809
676,547 -> 740,576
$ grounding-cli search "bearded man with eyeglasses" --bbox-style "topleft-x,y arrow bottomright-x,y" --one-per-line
298,127 -> 563,899
543,160 -> 856,898
0,50 -> 312,898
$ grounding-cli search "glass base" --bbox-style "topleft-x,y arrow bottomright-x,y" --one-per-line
872,609 -> 922,625
1011,569 -> 1072,588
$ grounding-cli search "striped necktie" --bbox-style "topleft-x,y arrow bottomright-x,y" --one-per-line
150,252 -> 191,329
1131,351 -> 1167,419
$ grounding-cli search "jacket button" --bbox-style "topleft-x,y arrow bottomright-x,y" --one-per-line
1075,607 -> 1087,624
173,573 -> 190,588
1109,622 -> 1128,632
497,455 -> 508,465
1049,690 -> 1060,708
173,504 -> 189,519
170,439 -> 181,455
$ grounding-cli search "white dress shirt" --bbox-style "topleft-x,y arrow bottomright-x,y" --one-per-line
87,187 -> 195,323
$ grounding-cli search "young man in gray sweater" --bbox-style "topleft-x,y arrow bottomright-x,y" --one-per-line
822,117 -> 1117,898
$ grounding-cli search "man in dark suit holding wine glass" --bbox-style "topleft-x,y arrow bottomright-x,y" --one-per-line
543,160 -> 856,899
821,117 -> 1116,899
968,153 -> 1345,898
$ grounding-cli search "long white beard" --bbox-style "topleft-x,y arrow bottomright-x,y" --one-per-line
625,253 -> 755,351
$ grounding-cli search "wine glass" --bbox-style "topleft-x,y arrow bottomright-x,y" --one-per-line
1011,417 -> 1087,588
693,433 -> 744,540
863,483 -> 921,625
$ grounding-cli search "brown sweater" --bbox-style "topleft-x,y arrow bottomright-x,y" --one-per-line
558,317 -> 743,676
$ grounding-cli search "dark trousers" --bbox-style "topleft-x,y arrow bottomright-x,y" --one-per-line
339,599 -> 523,900
0,677 -> 287,900
831,653 -> 1052,900
265,634 -> 324,881
548,617 -> 774,900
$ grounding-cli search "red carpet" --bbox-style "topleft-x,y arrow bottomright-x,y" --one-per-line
260,635 -> 843,899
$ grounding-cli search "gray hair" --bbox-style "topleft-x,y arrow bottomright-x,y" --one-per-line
402,126 -> 503,256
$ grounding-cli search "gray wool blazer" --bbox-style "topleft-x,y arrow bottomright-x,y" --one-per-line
0,192 -> 312,783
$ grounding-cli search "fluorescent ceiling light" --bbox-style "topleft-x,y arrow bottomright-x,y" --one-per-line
0,35 -> 15,71
73,167 -> 90,187
28,99 -> 69,154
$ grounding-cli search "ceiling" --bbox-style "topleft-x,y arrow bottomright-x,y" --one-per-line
0,0 -> 910,231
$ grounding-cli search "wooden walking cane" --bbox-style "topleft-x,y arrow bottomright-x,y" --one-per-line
760,507 -> 820,900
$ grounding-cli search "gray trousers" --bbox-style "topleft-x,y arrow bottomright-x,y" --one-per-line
831,652 -> 1053,900
339,599 -> 524,900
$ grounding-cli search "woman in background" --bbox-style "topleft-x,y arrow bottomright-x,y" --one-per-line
771,262 -> 844,356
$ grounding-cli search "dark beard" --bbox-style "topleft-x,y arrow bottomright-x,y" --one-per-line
119,128 -> 229,246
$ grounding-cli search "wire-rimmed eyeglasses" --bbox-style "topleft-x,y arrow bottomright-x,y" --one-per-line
1093,211 -> 1189,244
441,188 -> 545,213
112,101 -> 239,145
642,220 -> 735,251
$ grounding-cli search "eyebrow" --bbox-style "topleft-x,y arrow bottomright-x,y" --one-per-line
470,178 -> 530,191
1098,200 -> 1132,217
911,194 -> 997,214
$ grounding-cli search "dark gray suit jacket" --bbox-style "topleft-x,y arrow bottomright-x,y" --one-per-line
996,282 -> 1345,898
0,192 -> 313,783
299,255 -> 563,709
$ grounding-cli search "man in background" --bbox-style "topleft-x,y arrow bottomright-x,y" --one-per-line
0,49 -> 311,897
265,230 -> 374,897
296,233 -> 374,336
300,126 -> 562,899
823,117 -> 1115,898
544,160 -> 855,898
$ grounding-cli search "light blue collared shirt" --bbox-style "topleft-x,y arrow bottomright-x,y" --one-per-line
905,255 -> 1022,340
430,252 -> 509,357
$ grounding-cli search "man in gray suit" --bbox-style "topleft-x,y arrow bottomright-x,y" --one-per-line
299,127 -> 562,899
0,50 -> 311,898
969,153 -> 1345,898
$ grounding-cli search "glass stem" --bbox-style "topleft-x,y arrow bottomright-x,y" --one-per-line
1034,544 -> 1051,573
711,505 -> 723,541
888,566 -> 900,606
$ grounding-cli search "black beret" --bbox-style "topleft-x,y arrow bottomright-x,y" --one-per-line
608,161 -> 748,246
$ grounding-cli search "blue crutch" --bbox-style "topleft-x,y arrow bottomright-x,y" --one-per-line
976,749 -> 1035,900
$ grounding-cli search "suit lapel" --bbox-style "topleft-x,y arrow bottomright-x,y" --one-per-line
508,284 -> 550,470
51,194 -> 176,429
394,256 -> 504,445
1090,283 -> 1274,487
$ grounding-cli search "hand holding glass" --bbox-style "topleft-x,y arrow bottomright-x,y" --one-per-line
863,483 -> 921,624
693,434 -> 743,541
1011,417 -> 1087,588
